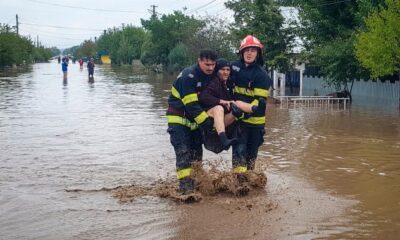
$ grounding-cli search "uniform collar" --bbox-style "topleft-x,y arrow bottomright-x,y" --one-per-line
241,59 -> 258,68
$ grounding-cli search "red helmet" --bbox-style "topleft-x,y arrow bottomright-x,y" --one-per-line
239,35 -> 263,52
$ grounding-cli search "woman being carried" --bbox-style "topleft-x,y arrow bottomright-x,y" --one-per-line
199,58 -> 265,152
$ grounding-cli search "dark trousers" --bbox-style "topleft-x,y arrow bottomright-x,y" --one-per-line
232,123 -> 265,170
167,124 -> 203,171
201,122 -> 239,154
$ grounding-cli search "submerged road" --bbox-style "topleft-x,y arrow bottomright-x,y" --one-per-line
0,61 -> 399,239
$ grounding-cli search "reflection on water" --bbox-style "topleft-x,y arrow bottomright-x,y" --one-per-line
0,61 -> 399,239
264,107 -> 400,239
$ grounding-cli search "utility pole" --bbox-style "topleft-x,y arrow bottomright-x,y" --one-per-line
149,5 -> 158,19
16,14 -> 19,35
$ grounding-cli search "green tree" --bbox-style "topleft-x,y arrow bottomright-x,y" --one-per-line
49,47 -> 61,57
31,46 -> 52,62
225,0 -> 296,72
79,40 -> 97,58
168,42 -> 191,71
115,34 -> 135,64
190,15 -> 237,60
96,25 -> 147,64
0,25 -> 33,66
63,45 -> 80,57
141,11 -> 204,69
355,0 -> 400,78
294,0 -> 384,89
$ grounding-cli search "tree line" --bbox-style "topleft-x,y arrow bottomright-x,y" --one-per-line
0,24 -> 59,67
3,0 -> 399,89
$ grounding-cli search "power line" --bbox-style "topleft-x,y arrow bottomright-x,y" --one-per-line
20,27 -> 94,40
187,0 -> 217,14
21,25 -> 100,36
20,22 -> 104,31
280,0 -> 353,11
193,0 -> 224,13
26,0 -> 146,13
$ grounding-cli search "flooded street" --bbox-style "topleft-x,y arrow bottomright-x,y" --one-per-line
1,61 -> 399,239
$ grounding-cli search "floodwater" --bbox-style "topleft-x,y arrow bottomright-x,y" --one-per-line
0,61 -> 399,239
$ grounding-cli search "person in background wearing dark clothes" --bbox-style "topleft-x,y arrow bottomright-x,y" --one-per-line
87,58 -> 95,79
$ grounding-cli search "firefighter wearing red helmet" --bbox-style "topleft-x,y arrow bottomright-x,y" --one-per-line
230,35 -> 272,175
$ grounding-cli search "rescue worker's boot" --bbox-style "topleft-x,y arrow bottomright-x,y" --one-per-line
231,103 -> 244,119
179,177 -> 194,194
236,173 -> 250,196
218,132 -> 237,150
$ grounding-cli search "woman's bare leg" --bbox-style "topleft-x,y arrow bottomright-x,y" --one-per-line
207,105 -> 238,149
207,105 -> 225,134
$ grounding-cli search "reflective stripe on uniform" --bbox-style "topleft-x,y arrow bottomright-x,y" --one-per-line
176,167 -> 192,179
171,86 -> 181,99
194,111 -> 208,124
251,99 -> 259,106
234,86 -> 269,98
233,166 -> 247,173
234,86 -> 254,97
254,88 -> 269,98
182,93 -> 199,105
242,116 -> 265,125
167,115 -> 198,130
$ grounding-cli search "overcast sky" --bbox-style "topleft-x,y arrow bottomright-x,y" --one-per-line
0,0 -> 232,49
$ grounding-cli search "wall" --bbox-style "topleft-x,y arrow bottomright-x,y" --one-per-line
303,76 -> 400,106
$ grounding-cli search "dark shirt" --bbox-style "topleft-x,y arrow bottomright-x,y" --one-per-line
87,62 -> 95,72
199,77 -> 232,111
230,59 -> 272,127
167,64 -> 214,124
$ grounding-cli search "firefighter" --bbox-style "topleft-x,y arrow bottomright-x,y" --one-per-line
166,49 -> 217,194
230,35 -> 271,175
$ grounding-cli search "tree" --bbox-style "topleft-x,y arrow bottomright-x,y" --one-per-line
63,45 -> 80,57
31,46 -> 52,63
141,11 -> 204,69
96,25 -> 148,65
168,42 -> 191,71
225,0 -> 296,72
0,25 -> 33,66
294,0 -> 385,89
190,15 -> 237,60
79,40 -> 97,58
355,0 -> 400,79
49,47 -> 61,57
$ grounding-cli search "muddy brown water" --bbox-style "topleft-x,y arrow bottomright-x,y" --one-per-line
0,61 -> 399,239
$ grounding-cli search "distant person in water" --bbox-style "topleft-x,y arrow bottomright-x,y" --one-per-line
87,58 -> 95,79
61,58 -> 68,80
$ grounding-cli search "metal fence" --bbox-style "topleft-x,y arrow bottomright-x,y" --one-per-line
277,96 -> 350,109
